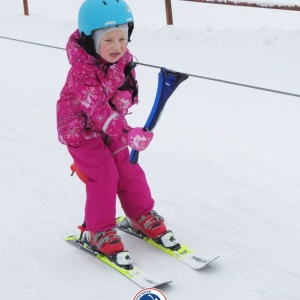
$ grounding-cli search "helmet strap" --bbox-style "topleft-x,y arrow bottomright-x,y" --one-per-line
128,22 -> 134,42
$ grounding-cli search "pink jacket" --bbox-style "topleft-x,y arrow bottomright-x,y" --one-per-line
57,30 -> 138,147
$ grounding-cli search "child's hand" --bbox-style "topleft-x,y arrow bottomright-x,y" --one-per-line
127,128 -> 154,151
111,90 -> 132,116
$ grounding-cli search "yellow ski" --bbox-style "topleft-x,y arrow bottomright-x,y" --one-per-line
66,235 -> 172,288
116,216 -> 219,269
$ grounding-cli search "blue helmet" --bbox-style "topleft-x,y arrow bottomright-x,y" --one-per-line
78,0 -> 134,36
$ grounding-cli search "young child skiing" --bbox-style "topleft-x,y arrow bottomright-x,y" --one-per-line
57,0 -> 175,261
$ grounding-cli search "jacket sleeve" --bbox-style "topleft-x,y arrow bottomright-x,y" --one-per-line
70,62 -> 131,144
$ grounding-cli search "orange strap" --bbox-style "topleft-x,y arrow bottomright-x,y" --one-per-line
70,163 -> 88,184
77,224 -> 86,232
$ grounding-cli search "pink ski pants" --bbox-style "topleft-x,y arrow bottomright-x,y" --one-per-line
67,135 -> 154,232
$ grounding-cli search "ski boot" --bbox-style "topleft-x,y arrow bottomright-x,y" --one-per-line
78,226 -> 133,270
129,210 -> 180,250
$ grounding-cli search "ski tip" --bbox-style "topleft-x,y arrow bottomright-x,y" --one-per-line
66,235 -> 77,241
152,280 -> 173,288
210,256 -> 220,264
191,255 -> 220,270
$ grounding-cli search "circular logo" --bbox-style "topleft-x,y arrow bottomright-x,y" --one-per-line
132,288 -> 167,300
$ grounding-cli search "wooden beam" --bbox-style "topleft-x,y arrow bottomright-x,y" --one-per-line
165,0 -> 173,25
23,0 -> 29,16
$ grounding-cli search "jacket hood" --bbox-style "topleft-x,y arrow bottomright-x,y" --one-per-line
66,30 -> 99,66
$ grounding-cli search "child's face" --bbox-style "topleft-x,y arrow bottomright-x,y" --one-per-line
98,30 -> 127,63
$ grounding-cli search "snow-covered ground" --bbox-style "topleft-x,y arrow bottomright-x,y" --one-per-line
1,0 -> 300,299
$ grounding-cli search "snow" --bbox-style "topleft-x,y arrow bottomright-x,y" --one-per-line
1,0 -> 300,299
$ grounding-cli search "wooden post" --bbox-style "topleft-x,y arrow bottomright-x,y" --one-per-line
165,0 -> 173,25
23,0 -> 29,16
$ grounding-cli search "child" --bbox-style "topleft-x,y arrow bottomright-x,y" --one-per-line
57,0 -> 173,257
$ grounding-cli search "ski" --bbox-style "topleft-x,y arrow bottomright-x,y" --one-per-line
66,235 -> 172,288
116,216 -> 219,269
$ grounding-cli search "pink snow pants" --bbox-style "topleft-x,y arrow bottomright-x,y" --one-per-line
67,135 -> 154,232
